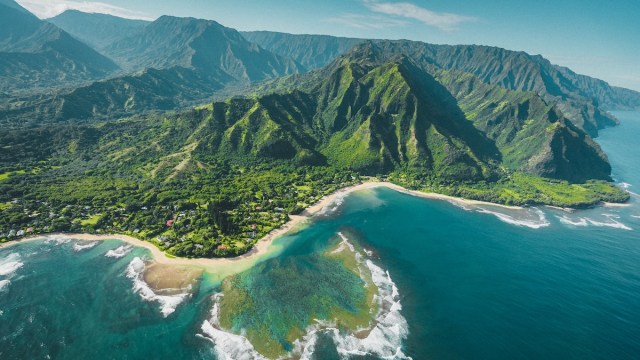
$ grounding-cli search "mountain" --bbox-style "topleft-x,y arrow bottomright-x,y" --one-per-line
0,0 -> 119,94
48,10 -> 150,50
246,33 -> 640,136
0,16 -> 306,124
241,31 -> 363,70
102,16 -> 301,79
221,43 -> 612,182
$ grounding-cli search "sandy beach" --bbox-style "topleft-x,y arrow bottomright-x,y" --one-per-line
0,181 -> 521,272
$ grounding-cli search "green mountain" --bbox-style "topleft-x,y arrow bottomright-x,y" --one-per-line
48,10 -> 150,50
0,42 -> 628,256
246,33 -> 640,136
0,16 -> 306,125
103,16 -> 300,78
224,46 -> 613,183
0,0 -> 119,94
241,31 -> 364,70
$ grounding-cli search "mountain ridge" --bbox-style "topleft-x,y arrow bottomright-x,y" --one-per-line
0,1 -> 119,93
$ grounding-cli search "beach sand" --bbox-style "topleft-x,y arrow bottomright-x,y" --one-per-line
0,181 -> 522,273
143,262 -> 203,293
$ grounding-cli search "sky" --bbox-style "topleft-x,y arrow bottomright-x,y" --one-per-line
16,0 -> 640,91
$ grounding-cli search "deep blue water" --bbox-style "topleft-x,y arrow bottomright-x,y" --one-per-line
1,111 -> 639,359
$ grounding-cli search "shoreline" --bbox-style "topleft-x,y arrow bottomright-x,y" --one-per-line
0,181 -> 560,271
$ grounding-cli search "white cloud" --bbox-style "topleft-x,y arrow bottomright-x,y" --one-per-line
363,0 -> 476,31
327,13 -> 409,30
16,0 -> 154,20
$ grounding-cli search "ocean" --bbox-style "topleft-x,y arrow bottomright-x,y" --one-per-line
1,111 -> 639,359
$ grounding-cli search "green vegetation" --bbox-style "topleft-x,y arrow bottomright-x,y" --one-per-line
388,172 -> 628,208
0,39 -> 630,257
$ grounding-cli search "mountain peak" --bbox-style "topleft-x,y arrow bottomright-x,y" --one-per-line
0,0 -> 32,15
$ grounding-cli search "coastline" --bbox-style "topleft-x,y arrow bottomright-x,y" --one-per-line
0,181 -> 522,271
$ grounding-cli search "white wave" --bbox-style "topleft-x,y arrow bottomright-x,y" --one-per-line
292,258 -> 411,360
585,214 -> 633,231
201,233 -> 411,359
556,215 -> 589,227
199,320 -> 267,360
0,279 -> 10,292
631,215 -> 640,219
476,208 -> 550,229
105,245 -> 133,258
0,253 -> 24,276
44,236 -> 71,246
331,259 -> 411,359
198,294 -> 267,360
318,193 -> 347,216
619,182 -> 632,190
126,257 -> 188,317
447,199 -> 474,211
73,241 -> 99,252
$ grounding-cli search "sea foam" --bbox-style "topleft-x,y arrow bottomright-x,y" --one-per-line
0,279 -> 10,292
556,215 -> 590,227
0,253 -> 24,276
200,233 -> 412,359
198,294 -> 267,360
73,241 -> 99,252
105,245 -> 133,258
586,214 -> 633,231
476,207 -> 550,229
126,257 -> 188,317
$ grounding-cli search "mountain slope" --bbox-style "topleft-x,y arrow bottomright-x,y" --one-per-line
0,16 -> 307,124
103,16 -> 301,81
244,44 -> 612,183
246,32 -> 640,135
48,10 -> 150,50
0,0 -> 119,93
241,31 -> 363,70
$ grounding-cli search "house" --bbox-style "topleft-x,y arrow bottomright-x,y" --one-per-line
166,219 -> 174,227
16,230 -> 25,236
217,244 -> 229,250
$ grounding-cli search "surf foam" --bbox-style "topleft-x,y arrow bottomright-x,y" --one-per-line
0,279 -> 10,292
105,245 -> 133,258
556,215 -> 589,227
198,294 -> 267,360
0,253 -> 24,276
586,214 -> 633,231
73,241 -> 99,252
201,232 -> 411,359
476,207 -> 550,229
126,257 -> 189,317
44,236 -> 71,246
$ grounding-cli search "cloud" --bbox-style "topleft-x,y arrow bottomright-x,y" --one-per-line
363,0 -> 476,31
327,13 -> 409,30
16,0 -> 154,20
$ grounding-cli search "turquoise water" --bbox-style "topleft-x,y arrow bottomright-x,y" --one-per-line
1,111 -> 640,359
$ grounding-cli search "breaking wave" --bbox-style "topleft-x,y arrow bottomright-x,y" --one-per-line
0,253 -> 24,276
318,193 -> 347,216
199,233 -> 411,359
126,257 -> 189,317
105,245 -> 133,258
73,241 -> 99,252
556,215 -> 589,227
476,208 -> 550,229
44,237 -> 71,246
557,214 -> 632,230
0,279 -> 10,292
